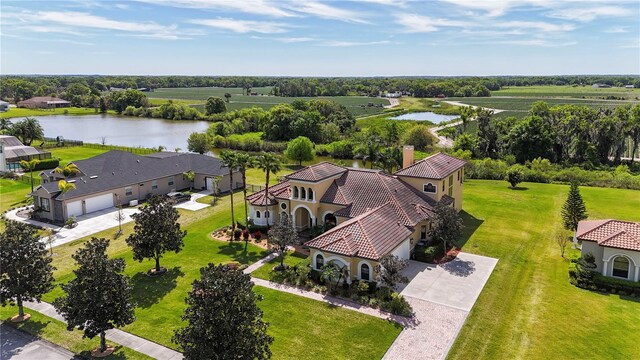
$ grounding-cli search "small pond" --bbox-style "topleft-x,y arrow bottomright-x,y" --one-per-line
389,112 -> 459,123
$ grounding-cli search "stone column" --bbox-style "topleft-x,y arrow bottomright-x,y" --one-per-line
602,260 -> 609,276
635,266 -> 640,282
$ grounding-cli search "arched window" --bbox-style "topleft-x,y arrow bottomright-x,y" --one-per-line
423,183 -> 436,193
265,211 -> 270,218
316,254 -> 324,270
256,211 -> 261,218
301,187 -> 306,200
612,256 -> 630,278
360,263 -> 370,281
308,188 -> 314,201
293,186 -> 299,198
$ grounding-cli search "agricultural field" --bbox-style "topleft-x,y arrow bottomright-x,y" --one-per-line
447,96 -> 637,114
492,85 -> 640,99
147,87 -> 390,117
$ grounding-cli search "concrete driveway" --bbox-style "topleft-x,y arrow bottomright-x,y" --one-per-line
174,190 -> 211,211
5,207 -> 138,248
1,324 -> 79,360
398,252 -> 498,311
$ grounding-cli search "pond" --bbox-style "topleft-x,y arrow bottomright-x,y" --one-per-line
389,112 -> 459,123
23,114 -> 210,150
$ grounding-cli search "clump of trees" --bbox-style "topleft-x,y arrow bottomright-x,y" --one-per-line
285,136 -> 315,166
173,263 -> 273,359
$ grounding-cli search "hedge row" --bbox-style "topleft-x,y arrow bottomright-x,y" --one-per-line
22,158 -> 60,171
211,135 -> 287,153
569,264 -> 640,298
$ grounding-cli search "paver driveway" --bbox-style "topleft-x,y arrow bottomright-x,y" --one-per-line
384,252 -> 498,360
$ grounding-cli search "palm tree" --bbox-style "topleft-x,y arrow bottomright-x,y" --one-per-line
256,152 -> 281,230
182,171 -> 195,191
234,152 -> 256,226
57,179 -> 76,195
355,134 -> 382,169
20,159 -> 41,192
220,151 -> 239,231
53,163 -> 81,177
460,106 -> 476,132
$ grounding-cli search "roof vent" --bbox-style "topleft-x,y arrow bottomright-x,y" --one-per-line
137,160 -> 140,163
135,172 -> 138,175
90,175 -> 98,179
68,180 -> 76,183
112,172 -> 115,175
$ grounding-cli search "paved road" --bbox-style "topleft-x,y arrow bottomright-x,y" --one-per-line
0,324 -> 79,360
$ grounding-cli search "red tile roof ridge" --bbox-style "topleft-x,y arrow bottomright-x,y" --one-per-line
286,161 -> 346,181
598,229 -> 627,246
376,172 -> 412,225
394,151 -> 441,174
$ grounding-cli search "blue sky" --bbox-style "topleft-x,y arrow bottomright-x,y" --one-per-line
1,0 -> 639,76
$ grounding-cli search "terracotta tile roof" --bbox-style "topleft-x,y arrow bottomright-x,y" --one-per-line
576,219 -> 640,251
395,152 -> 466,179
246,180 -> 291,206
321,168 -> 437,227
286,162 -> 346,182
304,203 -> 413,260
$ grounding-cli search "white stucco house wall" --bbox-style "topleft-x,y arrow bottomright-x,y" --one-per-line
575,219 -> 640,282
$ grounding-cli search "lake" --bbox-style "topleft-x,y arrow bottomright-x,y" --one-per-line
390,112 -> 459,123
25,114 -> 210,150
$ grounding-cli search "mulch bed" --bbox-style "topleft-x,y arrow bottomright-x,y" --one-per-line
434,247 -> 461,264
210,229 -> 270,249
147,267 -> 168,277
90,346 -> 115,358
10,314 -> 31,323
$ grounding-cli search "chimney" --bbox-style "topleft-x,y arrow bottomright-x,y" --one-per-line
402,145 -> 414,169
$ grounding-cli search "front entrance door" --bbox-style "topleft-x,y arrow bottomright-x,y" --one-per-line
205,177 -> 214,191
421,225 -> 427,240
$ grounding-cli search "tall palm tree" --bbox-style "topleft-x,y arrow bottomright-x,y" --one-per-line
20,159 -> 40,192
220,151 -> 239,231
53,163 -> 81,177
256,152 -> 281,230
234,152 -> 256,226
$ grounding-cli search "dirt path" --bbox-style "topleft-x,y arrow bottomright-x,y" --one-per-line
431,100 -> 506,148
384,98 -> 400,108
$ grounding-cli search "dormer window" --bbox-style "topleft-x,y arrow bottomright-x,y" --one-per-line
423,183 -> 437,193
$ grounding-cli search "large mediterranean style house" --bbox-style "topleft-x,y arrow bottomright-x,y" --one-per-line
576,219 -> 640,282
31,150 -> 239,222
247,148 -> 466,283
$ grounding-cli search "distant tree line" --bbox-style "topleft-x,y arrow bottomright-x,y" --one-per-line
3,75 -> 637,104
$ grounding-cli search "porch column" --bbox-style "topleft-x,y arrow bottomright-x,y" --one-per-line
602,260 -> 609,276
635,266 -> 640,282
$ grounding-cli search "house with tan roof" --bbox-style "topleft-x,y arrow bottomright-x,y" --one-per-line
576,219 -> 640,282
247,148 -> 466,282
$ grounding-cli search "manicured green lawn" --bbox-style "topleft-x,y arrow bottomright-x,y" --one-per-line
448,180 -> 640,360
251,251 -> 308,281
0,178 -> 32,211
1,107 -> 109,119
0,305 -> 153,359
255,286 -> 402,360
49,146 -> 109,166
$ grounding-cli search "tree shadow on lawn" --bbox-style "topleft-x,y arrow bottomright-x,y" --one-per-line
457,210 -> 484,249
2,318 -> 48,338
217,242 -> 269,264
509,186 -> 529,191
131,267 -> 184,309
79,345 -> 130,360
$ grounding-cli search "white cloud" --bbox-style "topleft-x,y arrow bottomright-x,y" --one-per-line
322,40 -> 390,47
494,21 -> 575,32
2,10 -> 191,40
188,18 -> 292,34
289,1 -> 370,24
604,26 -> 628,33
547,6 -> 630,22
394,13 -> 469,32
275,37 -> 315,43
137,0 -> 296,18
495,39 -> 577,47
27,25 -> 87,37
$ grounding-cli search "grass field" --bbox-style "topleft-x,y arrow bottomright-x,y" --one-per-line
148,87 -> 390,117
1,306 -> 153,360
448,180 -> 640,360
1,107 -> 110,119
448,96 -> 637,113
492,85 -> 640,99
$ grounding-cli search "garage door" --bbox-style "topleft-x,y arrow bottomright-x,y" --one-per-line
66,201 -> 83,217
84,193 -> 114,214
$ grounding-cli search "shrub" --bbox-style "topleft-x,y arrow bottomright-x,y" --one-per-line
65,216 -> 77,228
23,158 -> 60,171
380,292 -> 413,317
413,242 -> 444,263
253,230 -> 262,242
233,228 -> 242,240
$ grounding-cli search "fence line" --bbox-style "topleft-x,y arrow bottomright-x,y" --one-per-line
83,143 -> 156,155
